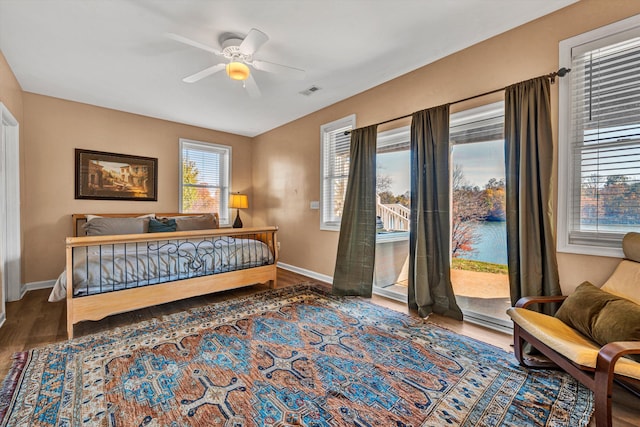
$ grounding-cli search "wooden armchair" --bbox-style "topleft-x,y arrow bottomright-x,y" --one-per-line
507,234 -> 640,427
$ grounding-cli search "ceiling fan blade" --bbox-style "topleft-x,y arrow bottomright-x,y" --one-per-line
165,32 -> 222,55
243,74 -> 261,98
239,28 -> 269,55
252,60 -> 306,80
182,64 -> 226,83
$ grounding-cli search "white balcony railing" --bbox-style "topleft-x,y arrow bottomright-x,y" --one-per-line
376,195 -> 410,231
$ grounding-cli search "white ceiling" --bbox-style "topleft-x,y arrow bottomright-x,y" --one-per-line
0,0 -> 577,137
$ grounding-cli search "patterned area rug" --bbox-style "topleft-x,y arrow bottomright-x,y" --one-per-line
0,284 -> 593,426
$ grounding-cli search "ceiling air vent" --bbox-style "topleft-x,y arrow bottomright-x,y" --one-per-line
299,86 -> 321,96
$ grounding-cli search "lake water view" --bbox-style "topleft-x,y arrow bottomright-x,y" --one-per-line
461,221 -> 508,265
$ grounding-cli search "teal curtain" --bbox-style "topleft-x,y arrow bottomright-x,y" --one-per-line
409,105 -> 463,319
333,125 -> 378,297
504,77 -> 561,314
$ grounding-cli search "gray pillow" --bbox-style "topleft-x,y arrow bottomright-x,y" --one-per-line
83,217 -> 150,236
160,214 -> 218,231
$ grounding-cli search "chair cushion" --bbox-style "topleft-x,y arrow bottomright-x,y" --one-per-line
507,307 -> 640,380
602,260 -> 640,305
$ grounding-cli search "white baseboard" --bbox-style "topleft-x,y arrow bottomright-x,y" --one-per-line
25,279 -> 56,292
11,280 -> 56,301
278,262 -> 333,284
10,284 -> 27,302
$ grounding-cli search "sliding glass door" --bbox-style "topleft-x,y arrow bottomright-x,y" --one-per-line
371,103 -> 512,332
450,103 -> 511,331
373,129 -> 410,302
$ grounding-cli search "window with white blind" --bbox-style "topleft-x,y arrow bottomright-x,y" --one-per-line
320,115 -> 355,230
558,15 -> 640,257
179,139 -> 231,226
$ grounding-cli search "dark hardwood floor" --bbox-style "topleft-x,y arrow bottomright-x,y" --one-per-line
0,268 -> 637,426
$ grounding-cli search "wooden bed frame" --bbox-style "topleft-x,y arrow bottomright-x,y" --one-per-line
65,213 -> 278,339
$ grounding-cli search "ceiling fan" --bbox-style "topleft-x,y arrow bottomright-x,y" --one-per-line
166,28 -> 305,98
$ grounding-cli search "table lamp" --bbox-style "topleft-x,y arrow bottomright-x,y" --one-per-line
229,193 -> 248,228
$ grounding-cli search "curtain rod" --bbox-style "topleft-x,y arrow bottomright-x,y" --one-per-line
344,67 -> 571,134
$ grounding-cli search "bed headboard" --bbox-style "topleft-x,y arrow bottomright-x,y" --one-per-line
72,213 -> 220,237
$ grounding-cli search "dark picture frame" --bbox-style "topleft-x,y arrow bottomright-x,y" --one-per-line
75,149 -> 158,201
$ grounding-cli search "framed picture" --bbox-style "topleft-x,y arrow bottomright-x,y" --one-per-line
75,149 -> 158,201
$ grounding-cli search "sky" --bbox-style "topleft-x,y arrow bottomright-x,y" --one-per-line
377,140 -> 505,195
377,150 -> 410,195
451,140 -> 505,187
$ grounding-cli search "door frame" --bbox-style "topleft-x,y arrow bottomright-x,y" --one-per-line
1,102 -> 22,311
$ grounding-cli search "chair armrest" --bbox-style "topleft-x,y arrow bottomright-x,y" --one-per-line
598,341 -> 640,364
515,295 -> 567,309
596,341 -> 640,381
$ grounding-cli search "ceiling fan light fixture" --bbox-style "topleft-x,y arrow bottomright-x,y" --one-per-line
226,61 -> 250,81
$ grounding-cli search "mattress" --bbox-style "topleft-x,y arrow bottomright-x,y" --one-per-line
49,236 -> 274,302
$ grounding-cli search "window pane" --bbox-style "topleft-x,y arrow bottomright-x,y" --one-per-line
182,185 -> 221,214
577,127 -> 640,234
377,149 -> 410,232
451,141 -> 507,264
327,176 -> 347,222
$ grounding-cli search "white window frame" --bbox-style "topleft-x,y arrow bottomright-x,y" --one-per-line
558,14 -> 640,258
179,138 -> 232,226
320,115 -> 356,231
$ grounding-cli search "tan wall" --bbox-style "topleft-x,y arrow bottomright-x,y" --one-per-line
0,50 -> 24,309
252,0 -> 640,294
0,51 -> 23,122
22,93 -> 253,283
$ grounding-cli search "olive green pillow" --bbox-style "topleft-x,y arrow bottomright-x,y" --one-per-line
555,281 -> 640,361
555,281 -> 617,340
592,298 -> 640,348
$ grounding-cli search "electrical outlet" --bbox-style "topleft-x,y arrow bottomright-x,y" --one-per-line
310,201 -> 320,209
277,242 -> 281,250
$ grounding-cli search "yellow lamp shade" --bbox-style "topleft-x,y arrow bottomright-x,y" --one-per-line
226,62 -> 250,81
229,193 -> 249,209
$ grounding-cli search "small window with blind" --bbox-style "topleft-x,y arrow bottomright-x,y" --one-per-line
320,115 -> 355,230
558,16 -> 640,257
179,139 -> 231,226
